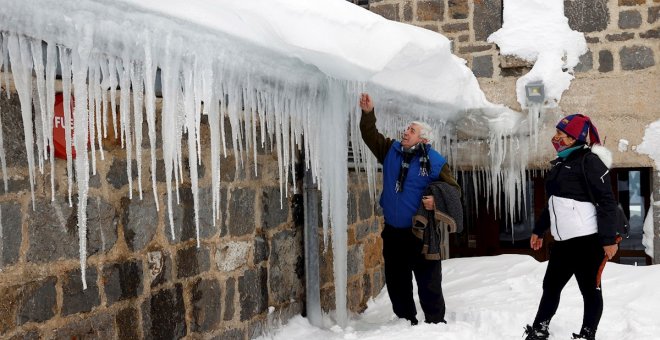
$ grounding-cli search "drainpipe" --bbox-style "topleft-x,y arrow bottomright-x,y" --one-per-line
303,168 -> 322,326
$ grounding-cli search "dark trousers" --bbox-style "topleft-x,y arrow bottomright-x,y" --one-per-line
533,234 -> 604,333
382,224 -> 446,323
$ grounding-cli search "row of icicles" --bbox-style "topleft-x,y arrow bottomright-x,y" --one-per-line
0,31 -> 321,289
0,30 -> 536,327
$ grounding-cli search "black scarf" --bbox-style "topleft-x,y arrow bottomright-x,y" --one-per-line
395,143 -> 431,192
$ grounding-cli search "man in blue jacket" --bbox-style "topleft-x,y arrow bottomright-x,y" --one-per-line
358,93 -> 460,325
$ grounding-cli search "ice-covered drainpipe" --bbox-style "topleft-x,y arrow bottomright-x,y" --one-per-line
303,167 -> 322,327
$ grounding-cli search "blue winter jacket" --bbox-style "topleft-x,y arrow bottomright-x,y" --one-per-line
359,110 -> 458,228
380,141 -> 446,228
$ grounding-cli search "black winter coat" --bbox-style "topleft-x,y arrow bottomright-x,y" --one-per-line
533,146 -> 618,246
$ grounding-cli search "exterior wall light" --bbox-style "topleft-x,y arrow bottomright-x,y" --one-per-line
525,81 -> 545,104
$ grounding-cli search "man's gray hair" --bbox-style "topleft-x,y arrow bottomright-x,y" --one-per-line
411,120 -> 434,143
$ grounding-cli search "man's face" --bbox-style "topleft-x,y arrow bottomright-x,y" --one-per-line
401,123 -> 426,148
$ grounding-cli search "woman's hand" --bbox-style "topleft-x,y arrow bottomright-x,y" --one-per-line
603,244 -> 618,260
530,234 -> 543,250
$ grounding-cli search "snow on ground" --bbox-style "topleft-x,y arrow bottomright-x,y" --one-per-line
257,254 -> 660,340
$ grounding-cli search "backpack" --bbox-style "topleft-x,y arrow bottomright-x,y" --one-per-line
580,154 -> 630,238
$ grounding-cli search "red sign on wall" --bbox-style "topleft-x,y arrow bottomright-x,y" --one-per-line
53,93 -> 76,160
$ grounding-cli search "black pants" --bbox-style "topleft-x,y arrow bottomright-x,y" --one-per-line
382,224 -> 446,323
533,234 -> 604,333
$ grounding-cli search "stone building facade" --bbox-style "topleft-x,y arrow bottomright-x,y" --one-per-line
0,89 -> 385,339
0,0 -> 658,339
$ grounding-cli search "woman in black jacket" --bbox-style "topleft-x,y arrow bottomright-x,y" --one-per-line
524,114 -> 619,340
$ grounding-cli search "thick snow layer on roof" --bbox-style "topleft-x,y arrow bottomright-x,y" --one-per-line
2,0 -> 498,120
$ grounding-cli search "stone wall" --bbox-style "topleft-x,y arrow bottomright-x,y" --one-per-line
319,173 -> 385,314
0,91 -> 385,339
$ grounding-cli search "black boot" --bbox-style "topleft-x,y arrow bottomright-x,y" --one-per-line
572,327 -> 596,340
523,324 -> 549,340
424,319 -> 447,324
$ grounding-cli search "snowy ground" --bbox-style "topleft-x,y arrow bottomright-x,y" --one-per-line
257,254 -> 660,340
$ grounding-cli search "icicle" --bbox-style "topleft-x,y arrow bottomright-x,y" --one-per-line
219,85 -> 228,157
204,59 -> 222,226
70,19 -> 94,290
87,60 -> 97,175
173,73 -> 185,205
281,99 -> 291,202
31,88 -> 45,173
182,62 -> 200,248
108,58 -> 118,139
247,85 -> 261,177
257,91 -> 267,156
528,102 -> 542,151
142,38 -> 159,211
130,61 -> 144,199
193,59 -> 203,167
160,36 -> 183,240
273,96 -> 285,211
174,83 -> 183,205
7,34 -> 36,210
0,34 -> 6,193
226,81 -> 244,176
0,34 -> 5,193
92,57 -> 104,162
0,86 -> 6,192
248,86 -> 259,177
90,56 -> 107,160
45,42 -> 57,200
117,58 -> 127,149
58,45 -> 73,207
1,35 -> 9,99
99,57 -> 110,139
321,81 -> 349,327
289,119 -> 297,199
30,40 -> 46,173
118,56 -> 133,198
205,73 -> 222,226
